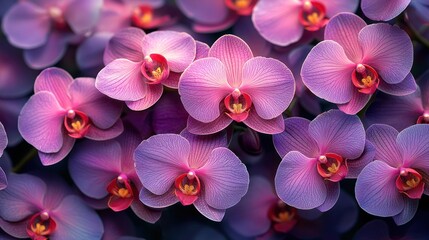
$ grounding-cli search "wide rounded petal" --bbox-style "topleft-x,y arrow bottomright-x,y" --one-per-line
393,198 -> 418,225
125,84 -> 163,111
347,140 -> 376,178
34,67 -> 73,108
2,2 -> 50,48
273,117 -> 319,158
324,13 -> 366,62
139,187 -> 178,208
309,109 -> 365,159
208,35 -> 253,87
179,57 -> 231,123
337,88 -> 372,115
130,201 -> 161,223
275,151 -> 325,209
0,123 -> 7,156
197,148 -> 249,209
378,73 -> 417,96
361,0 -> 411,21
176,0 -> 229,25
187,114 -> 233,135
193,197 -> 225,222
366,124 -> 403,167
51,195 -> 104,240
317,181 -> 340,212
103,27 -> 145,65
142,31 -> 196,72
359,23 -> 413,84
397,124 -> 429,171
38,136 -> 75,166
18,92 -> 65,153
85,120 -> 124,141
0,168 -> 6,191
240,57 -> 295,119
252,0 -> 303,46
355,160 -> 404,217
243,111 -> 284,134
301,40 -> 355,104
134,134 -> 190,195
64,0 -> 102,34
95,59 -> 146,101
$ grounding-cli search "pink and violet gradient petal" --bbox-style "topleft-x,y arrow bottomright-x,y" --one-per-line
273,117 -> 319,158
243,110 -> 284,134
69,140 -> 122,199
0,218 -> 28,239
378,73 -> 417,96
366,124 -> 403,167
240,57 -> 295,119
187,114 -> 233,135
85,120 -> 124,141
42,176 -> 72,210
193,196 -> 226,222
361,0 -> 411,21
18,92 -> 65,153
195,41 -> 210,59
38,136 -> 75,166
0,169 -> 6,190
208,35 -> 253,87
301,40 -> 355,104
2,2 -> 50,48
103,27 -> 145,65
355,160 -> 404,217
309,110 -> 365,159
125,84 -> 163,111
180,129 -> 227,169
162,72 -> 180,89
393,198 -> 418,225
176,0 -> 229,25
198,148 -> 249,209
337,88 -> 372,115
141,31 -> 196,72
0,123 -> 7,156
64,0 -> 102,34
96,59 -> 147,101
0,174 -> 45,222
318,0 -> 359,17
118,128 -> 143,174
252,0 -> 302,46
134,134 -> 190,195
179,57 -> 231,123
397,125 -> 429,171
359,23 -> 413,85
34,67 -> 73,108
130,201 -> 161,224
317,181 -> 340,212
51,195 -> 104,240
139,187 -> 178,208
275,151 -> 326,209
324,13 -> 366,63
347,140 -> 376,179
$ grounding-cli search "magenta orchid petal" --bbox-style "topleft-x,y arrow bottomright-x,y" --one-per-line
34,67 -> 73,108
95,58 -> 147,101
0,218 -> 28,239
195,41 -> 210,59
85,120 -> 123,141
141,31 -> 196,72
176,0 -> 229,25
134,134 -> 190,195
130,201 -> 161,224
393,199 -> 419,225
359,23 -> 413,85
179,57 -> 231,123
366,124 -> 403,167
324,12 -> 366,62
51,195 -> 104,240
378,73 -> 417,96
337,88 -> 372,115
198,148 -> 249,209
125,84 -> 163,111
18,92 -> 65,153
309,110 -> 365,159
69,140 -> 122,199
347,140 -> 376,178
187,114 -> 233,135
23,31 -> 69,69
208,34 -> 253,88
397,125 -> 429,171
193,196 -> 225,222
273,117 -> 319,158
361,0 -> 411,21
0,174 -> 45,222
318,0 -> 359,17
180,129 -> 227,169
275,151 -> 326,209
355,160 -> 404,217
139,187 -> 178,208
301,40 -> 355,104
38,136 -> 75,166
162,72 -> 181,89
240,57 -> 295,119
252,0 -> 303,46
103,27 -> 145,65
2,2 -> 50,48
64,0 -> 102,34
243,111 -> 285,134
317,181 -> 340,212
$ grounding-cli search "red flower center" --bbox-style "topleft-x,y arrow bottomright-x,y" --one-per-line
64,109 -> 91,139
174,171 -> 201,206
351,64 -> 380,95
299,1 -> 328,31
132,5 -> 154,28
268,200 -> 298,233
224,88 -> 252,122
224,0 -> 257,16
141,53 -> 170,84
417,113 -> 429,124
48,7 -> 71,31
26,211 -> 56,240
396,168 -> 425,199
317,153 -> 348,182
107,174 -> 136,211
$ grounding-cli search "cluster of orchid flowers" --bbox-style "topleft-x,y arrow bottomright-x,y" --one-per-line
1,0 -> 429,239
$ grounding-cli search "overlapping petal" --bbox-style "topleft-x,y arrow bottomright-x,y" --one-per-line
361,0 -> 411,21
103,27 -> 145,65
366,124 -> 403,167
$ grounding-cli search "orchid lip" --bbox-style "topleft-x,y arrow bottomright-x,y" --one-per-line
224,89 -> 252,122
299,1 -> 328,31
316,153 -> 348,182
351,63 -> 379,95
268,200 -> 298,233
64,109 -> 91,139
174,171 -> 201,206
396,168 -> 425,199
224,0 -> 256,15
141,54 -> 170,84
26,211 -> 56,240
107,174 -> 135,212
417,113 -> 429,124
